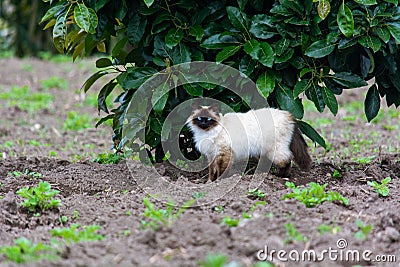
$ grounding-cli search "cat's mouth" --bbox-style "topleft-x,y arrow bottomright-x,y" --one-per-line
192,116 -> 217,130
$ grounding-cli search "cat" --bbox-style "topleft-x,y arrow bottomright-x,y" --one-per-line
186,103 -> 311,181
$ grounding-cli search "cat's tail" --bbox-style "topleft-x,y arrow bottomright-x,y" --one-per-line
290,125 -> 312,170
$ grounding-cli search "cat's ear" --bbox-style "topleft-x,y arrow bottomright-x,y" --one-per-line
191,101 -> 202,111
210,103 -> 219,113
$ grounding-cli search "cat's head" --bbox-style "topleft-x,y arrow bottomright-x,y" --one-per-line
187,103 -> 221,131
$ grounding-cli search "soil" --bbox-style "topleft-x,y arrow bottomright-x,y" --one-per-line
0,57 -> 399,267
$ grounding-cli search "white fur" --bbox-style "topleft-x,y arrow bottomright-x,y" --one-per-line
188,108 -> 295,165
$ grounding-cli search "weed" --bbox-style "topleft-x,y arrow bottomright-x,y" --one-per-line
0,237 -> 57,263
221,216 -> 239,227
353,155 -> 375,165
91,152 -> 125,164
198,254 -> 234,267
284,222 -> 307,243
63,111 -> 93,131
71,210 -> 80,220
39,76 -> 68,91
283,182 -> 349,208
248,188 -> 265,200
140,197 -> 195,230
354,220 -> 373,240
59,215 -> 68,224
16,181 -> 62,213
51,224 -> 104,244
367,177 -> 391,197
125,210 -> 131,216
176,159 -> 189,170
332,169 -> 342,178
49,151 -> 57,157
214,205 -> 224,213
9,170 -> 42,178
192,191 -> 207,200
123,230 -> 131,236
0,85 -> 53,112
317,224 -> 342,235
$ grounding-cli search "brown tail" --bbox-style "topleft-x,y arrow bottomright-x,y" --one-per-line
290,125 -> 312,170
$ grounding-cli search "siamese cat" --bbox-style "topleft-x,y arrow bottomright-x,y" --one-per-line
187,103 -> 311,181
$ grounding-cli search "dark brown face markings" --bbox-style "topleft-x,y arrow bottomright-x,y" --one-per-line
190,106 -> 220,131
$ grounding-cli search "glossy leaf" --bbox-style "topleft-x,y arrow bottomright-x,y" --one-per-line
74,4 -> 91,33
165,28 -> 184,49
40,4 -> 64,24
226,6 -> 249,35
82,71 -> 108,93
276,83 -> 304,119
333,72 -> 367,88
317,0 -> 330,20
201,34 -> 240,49
364,84 -> 380,122
321,86 -> 338,115
337,3 -> 354,38
143,0 -> 154,8
354,0 -> 377,4
376,27 -> 390,43
244,39 -> 274,67
358,35 -> 381,53
188,25 -> 204,41
96,58 -> 112,68
387,23 -> 400,43
293,79 -> 311,98
127,13 -> 147,45
309,84 -> 325,112
216,45 -> 242,63
52,13 -> 67,53
305,40 -> 335,58
98,81 -> 117,113
297,121 -> 326,148
256,70 -> 275,99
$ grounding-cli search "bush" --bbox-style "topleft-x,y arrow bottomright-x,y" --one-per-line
40,0 -> 400,162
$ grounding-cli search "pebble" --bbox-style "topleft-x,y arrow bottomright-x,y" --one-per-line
385,227 -> 400,242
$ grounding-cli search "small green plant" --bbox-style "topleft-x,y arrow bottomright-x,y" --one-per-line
248,188 -> 266,200
353,155 -> 375,165
59,216 -> 68,224
354,220 -> 373,240
192,191 -> 207,200
221,216 -> 239,227
71,210 -> 80,220
91,152 -> 125,164
0,85 -> 53,112
51,224 -> 104,244
198,254 -> 232,267
63,111 -> 93,131
214,205 -> 224,213
9,170 -> 42,178
16,181 -> 62,213
284,222 -> 307,243
49,151 -> 57,157
140,197 -> 195,230
283,182 -> 349,208
176,159 -> 190,170
317,224 -> 342,235
367,177 -> 391,197
332,169 -> 342,178
39,76 -> 69,91
0,237 -> 57,263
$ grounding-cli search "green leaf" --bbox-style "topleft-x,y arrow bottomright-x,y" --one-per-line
364,84 -> 380,122
387,23 -> 400,43
376,27 -> 390,43
276,83 -> 304,119
40,4 -> 65,24
297,121 -> 326,148
216,45 -> 242,63
337,2 -> 354,38
188,25 -> 204,42
74,4 -> 91,32
321,86 -> 338,115
333,72 -> 367,88
98,80 -> 117,113
244,39 -> 274,67
293,79 -> 311,98
151,82 -> 169,114
201,34 -> 240,49
82,71 -> 108,93
275,38 -> 290,56
256,70 -> 275,99
165,28 -> 184,49
309,84 -> 325,112
52,13 -> 67,53
317,0 -> 330,20
96,58 -> 112,68
249,14 -> 275,40
127,13 -> 147,45
171,43 -> 191,64
183,84 -> 203,96
87,8 -> 98,34
358,35 -> 382,53
354,0 -> 377,5
384,0 -> 398,4
226,6 -> 249,35
117,67 -> 157,89
143,0 -> 154,8
305,40 -> 335,58
239,55 -> 256,77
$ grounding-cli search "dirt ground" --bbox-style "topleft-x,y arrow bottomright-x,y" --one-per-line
0,57 -> 399,267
